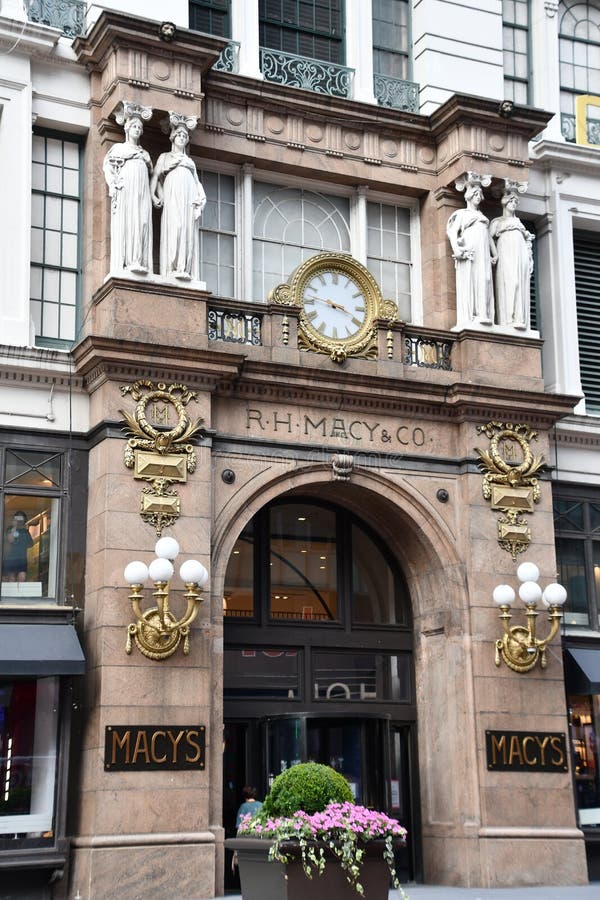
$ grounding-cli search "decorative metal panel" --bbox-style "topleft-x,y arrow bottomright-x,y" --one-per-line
28,0 -> 86,37
214,41 -> 240,74
208,308 -> 262,345
260,48 -> 354,99
373,74 -> 419,112
403,335 -> 452,370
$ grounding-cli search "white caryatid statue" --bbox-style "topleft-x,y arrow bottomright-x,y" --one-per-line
151,113 -> 207,282
446,172 -> 496,328
103,101 -> 154,276
490,180 -> 534,331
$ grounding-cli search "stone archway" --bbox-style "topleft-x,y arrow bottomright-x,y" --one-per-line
211,463 -> 481,886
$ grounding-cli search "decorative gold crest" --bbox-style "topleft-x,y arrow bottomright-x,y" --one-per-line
475,421 -> 546,560
270,253 -> 397,363
120,381 -> 205,535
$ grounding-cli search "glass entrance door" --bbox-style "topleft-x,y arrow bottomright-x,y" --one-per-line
223,715 -> 415,887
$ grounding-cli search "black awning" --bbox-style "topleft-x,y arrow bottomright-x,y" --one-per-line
0,624 -> 85,675
565,648 -> 600,695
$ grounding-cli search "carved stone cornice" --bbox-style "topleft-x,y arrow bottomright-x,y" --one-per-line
217,358 -> 578,429
72,335 -> 245,395
73,11 -> 227,120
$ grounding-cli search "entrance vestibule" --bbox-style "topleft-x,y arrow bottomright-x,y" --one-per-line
222,496 -> 419,888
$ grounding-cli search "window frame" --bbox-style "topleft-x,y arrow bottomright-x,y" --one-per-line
558,0 -> 600,141
258,0 -> 345,65
30,128 -> 84,350
188,0 -> 231,37
372,0 -> 411,82
554,485 -> 600,630
224,496 -> 412,632
502,0 -> 532,105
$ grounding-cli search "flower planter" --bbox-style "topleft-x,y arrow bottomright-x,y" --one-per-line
225,836 -> 403,900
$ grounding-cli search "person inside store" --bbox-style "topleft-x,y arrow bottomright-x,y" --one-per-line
2,511 -> 33,582
235,785 -> 263,830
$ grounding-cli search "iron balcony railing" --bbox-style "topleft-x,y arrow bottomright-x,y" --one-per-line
374,73 -> 419,113
260,47 -> 354,99
214,40 -> 240,74
28,0 -> 86,37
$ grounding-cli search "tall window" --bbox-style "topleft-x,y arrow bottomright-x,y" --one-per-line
559,0 -> 600,141
259,0 -> 344,63
367,202 -> 411,321
372,0 -> 410,80
573,229 -> 600,411
189,0 -> 231,36
502,0 -> 531,104
554,489 -> 600,628
30,132 -> 82,347
199,169 -> 236,297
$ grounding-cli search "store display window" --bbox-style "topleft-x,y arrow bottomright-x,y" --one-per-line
0,677 -> 59,841
569,694 -> 600,826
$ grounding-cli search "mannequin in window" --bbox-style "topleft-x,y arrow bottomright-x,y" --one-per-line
151,113 -> 206,282
446,172 -> 496,328
490,182 -> 534,330
2,511 -> 33,582
103,101 -> 154,276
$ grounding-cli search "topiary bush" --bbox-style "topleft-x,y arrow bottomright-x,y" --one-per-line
261,762 -> 354,817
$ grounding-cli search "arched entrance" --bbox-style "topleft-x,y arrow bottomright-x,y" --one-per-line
221,495 -> 419,887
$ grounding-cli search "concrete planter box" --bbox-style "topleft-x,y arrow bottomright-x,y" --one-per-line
225,836 -> 402,900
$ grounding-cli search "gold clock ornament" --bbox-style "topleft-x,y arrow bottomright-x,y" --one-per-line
270,253 -> 398,363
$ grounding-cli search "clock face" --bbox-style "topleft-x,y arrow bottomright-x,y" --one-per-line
301,269 -> 367,341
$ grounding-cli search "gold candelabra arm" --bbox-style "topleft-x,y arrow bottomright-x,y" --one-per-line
176,584 -> 204,630
128,584 -> 145,622
536,607 -> 563,651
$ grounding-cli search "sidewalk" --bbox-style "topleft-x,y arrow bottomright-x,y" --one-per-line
219,886 -> 599,900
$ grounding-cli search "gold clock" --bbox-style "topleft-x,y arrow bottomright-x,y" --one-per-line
270,253 -> 397,362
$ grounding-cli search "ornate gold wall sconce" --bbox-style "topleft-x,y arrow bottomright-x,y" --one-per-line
123,537 -> 208,660
492,561 -> 566,673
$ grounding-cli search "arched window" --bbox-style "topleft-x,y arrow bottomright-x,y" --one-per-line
253,186 -> 351,300
559,1 -> 600,141
223,498 -> 410,627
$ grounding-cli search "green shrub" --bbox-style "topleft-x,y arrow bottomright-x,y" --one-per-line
261,762 -> 354,817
